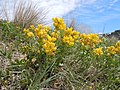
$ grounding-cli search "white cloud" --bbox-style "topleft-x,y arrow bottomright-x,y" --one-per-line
31,0 -> 80,18
108,0 -> 118,9
31,0 -> 96,21
0,0 -> 97,22
110,0 -> 118,5
88,13 -> 120,23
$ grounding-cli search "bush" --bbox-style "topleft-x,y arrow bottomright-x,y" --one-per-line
0,0 -> 47,28
0,17 -> 120,90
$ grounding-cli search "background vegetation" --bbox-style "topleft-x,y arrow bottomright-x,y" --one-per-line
0,0 -> 120,90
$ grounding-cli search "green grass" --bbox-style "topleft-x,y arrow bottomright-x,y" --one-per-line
0,2 -> 120,89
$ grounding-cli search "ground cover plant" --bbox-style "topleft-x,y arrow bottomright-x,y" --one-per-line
0,17 -> 120,90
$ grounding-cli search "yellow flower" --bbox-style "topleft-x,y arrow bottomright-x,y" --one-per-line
52,17 -> 66,30
27,32 -> 34,37
93,47 -> 103,56
73,31 -> 80,35
4,80 -> 8,85
69,42 -> 74,46
115,41 -> 120,48
73,35 -> 79,40
16,26 -> 20,29
72,31 -> 80,40
34,25 -> 50,39
65,28 -> 73,35
44,26 -> 51,32
89,86 -> 92,89
106,46 -> 117,55
51,31 -> 59,38
34,28 -> 39,34
63,35 -> 74,46
75,40 -> 79,42
36,30 -> 46,38
38,24 -> 43,29
46,35 -> 56,42
43,41 -> 57,55
23,28 -> 29,33
116,47 -> 120,54
51,37 -> 57,42
80,33 -> 102,48
30,25 -> 35,29
37,49 -> 40,53
115,42 -> 120,54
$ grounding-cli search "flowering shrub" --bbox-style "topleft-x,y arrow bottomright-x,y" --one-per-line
22,18 -> 81,58
80,33 -> 102,48
0,18 -> 120,90
93,47 -> 103,56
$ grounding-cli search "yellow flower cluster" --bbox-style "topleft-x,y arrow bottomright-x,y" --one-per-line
115,41 -> 120,54
23,28 -> 29,33
52,18 -> 80,46
106,46 -> 117,55
52,17 -> 66,30
34,25 -> 57,55
30,25 -> 35,30
72,31 -> 80,40
62,28 -> 80,46
80,33 -> 102,48
51,30 -> 60,39
93,47 -> 103,56
23,17 -> 120,58
42,39 -> 57,55
106,41 -> 120,55
23,28 -> 34,37
34,24 -> 50,38
27,32 -> 34,37
42,34 -> 57,55
23,24 -> 57,55
63,35 -> 74,46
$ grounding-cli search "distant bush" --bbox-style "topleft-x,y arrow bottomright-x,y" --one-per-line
0,0 -> 47,28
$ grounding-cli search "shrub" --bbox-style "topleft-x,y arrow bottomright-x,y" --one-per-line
0,17 -> 120,90
0,0 -> 47,28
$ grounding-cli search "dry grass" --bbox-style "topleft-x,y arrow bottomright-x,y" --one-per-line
0,0 -> 48,28
69,19 -> 76,29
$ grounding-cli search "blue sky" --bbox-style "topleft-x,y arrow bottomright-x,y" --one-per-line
63,0 -> 120,33
0,0 -> 120,33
